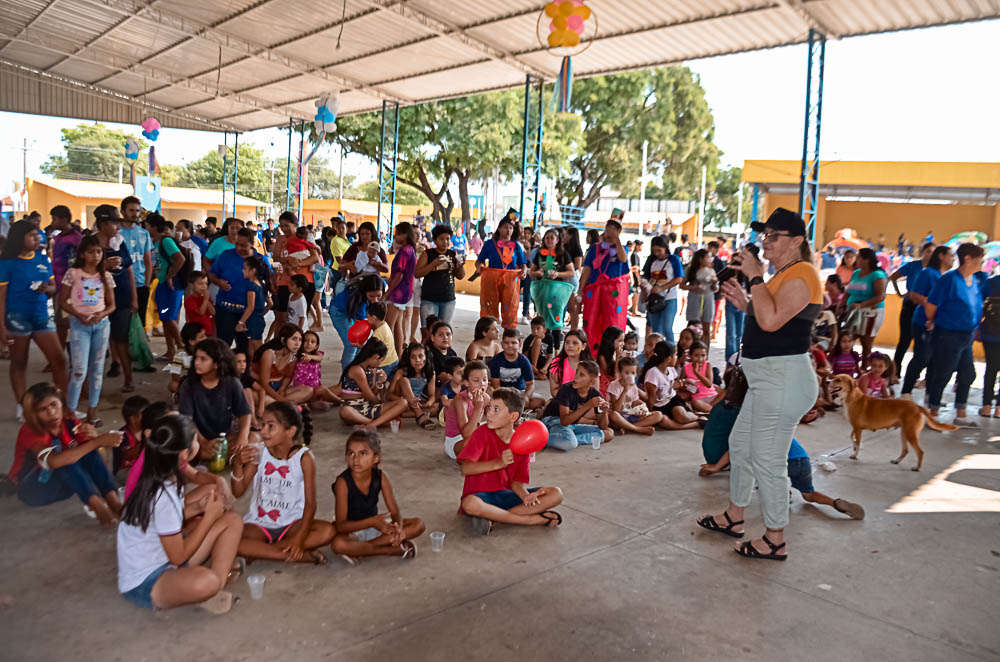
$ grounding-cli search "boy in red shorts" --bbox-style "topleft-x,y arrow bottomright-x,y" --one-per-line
457,387 -> 563,535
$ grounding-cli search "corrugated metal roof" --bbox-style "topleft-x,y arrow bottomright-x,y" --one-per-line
33,177 -> 266,207
1,0 -> 997,132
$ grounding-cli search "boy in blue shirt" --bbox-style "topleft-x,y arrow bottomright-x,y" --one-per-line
489,329 -> 544,412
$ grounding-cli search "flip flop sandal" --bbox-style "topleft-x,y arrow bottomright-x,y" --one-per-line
86,418 -> 103,428
833,499 -> 866,520
417,413 -> 436,430
721,463 -> 731,472
310,550 -> 328,565
696,511 -> 745,538
226,558 -> 246,585
540,510 -> 562,527
735,534 -> 787,561
468,516 -> 494,536
120,384 -> 135,393
400,540 -> 418,559
338,554 -> 360,567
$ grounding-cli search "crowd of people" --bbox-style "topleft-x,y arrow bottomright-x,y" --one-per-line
0,196 -> 993,611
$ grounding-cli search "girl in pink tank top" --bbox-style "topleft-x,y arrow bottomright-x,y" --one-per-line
444,361 -> 489,460
682,342 -> 717,412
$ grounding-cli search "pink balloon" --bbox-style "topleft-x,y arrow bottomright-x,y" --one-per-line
567,14 -> 584,33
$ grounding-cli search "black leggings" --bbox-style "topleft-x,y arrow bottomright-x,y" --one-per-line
893,298 -> 916,376
983,341 -> 1000,406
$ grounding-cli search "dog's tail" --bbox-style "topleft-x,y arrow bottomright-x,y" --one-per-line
920,407 -> 959,431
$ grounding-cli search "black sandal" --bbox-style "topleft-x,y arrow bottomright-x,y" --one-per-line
735,534 -> 787,561
696,511 -> 745,538
416,413 -> 436,430
539,510 -> 562,527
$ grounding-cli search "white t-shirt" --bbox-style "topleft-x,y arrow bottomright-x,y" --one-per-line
644,365 -> 677,407
607,379 -> 641,407
287,294 -> 308,329
180,238 -> 202,270
648,257 -> 680,300
116,483 -> 184,592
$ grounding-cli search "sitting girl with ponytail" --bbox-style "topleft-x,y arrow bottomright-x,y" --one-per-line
117,413 -> 244,614
230,402 -> 335,564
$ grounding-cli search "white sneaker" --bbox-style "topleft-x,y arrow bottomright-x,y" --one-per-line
521,316 -> 532,325
16,403 -> 23,422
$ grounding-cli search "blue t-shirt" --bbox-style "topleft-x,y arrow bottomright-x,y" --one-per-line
489,353 -> 534,390
910,267 -> 943,329
103,242 -> 134,308
191,235 -> 209,257
583,242 -> 629,283
0,252 -> 54,317
927,269 -> 983,333
477,239 -> 526,270
119,225 -> 153,283
897,259 -> 923,288
211,248 -> 250,308
332,286 -> 368,321
246,282 -> 266,315
845,268 -> 888,308
787,438 -> 807,460
451,233 -> 468,255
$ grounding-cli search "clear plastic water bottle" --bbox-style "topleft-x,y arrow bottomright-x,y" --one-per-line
210,433 -> 228,473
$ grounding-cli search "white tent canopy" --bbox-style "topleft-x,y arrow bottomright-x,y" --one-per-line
1,0 -> 998,132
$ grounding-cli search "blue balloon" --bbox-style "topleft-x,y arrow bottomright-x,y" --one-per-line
142,128 -> 159,141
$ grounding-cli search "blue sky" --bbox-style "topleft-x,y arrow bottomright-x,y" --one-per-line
1,19 -> 997,195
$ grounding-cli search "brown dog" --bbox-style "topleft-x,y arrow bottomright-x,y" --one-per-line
830,374 -> 958,471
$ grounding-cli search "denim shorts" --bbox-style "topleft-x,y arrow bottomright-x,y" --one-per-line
121,562 -> 171,610
472,488 -> 539,511
6,309 -> 55,336
787,457 -> 815,494
354,527 -> 381,542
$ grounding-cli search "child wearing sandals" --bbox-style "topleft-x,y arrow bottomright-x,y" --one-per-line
231,402 -> 334,564
338,337 -> 410,429
387,342 -> 438,429
444,360 -> 489,459
331,429 -> 424,564
639,341 -> 702,430
607,356 -> 664,435
116,414 -> 243,614
458,388 -> 564,535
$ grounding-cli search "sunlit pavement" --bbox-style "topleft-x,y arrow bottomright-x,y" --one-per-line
1,294 -> 997,661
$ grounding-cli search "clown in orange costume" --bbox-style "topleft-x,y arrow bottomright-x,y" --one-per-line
474,213 -> 527,330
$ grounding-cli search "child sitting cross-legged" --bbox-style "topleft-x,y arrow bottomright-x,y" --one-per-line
607,356 -> 664,435
524,317 -> 554,381
541,360 -> 615,451
339,337 -> 410,430
331,429 -> 424,564
116,414 -> 243,614
230,402 -> 334,564
387,342 -> 438,429
444,359 -> 489,459
489,328 -> 546,412
458,388 -> 564,535
640,341 -> 702,430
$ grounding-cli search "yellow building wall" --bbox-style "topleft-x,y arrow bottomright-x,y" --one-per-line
743,160 -> 1000,189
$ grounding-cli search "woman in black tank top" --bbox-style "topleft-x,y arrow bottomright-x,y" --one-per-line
415,226 -> 465,327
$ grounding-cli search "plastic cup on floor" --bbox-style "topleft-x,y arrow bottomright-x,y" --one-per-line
390,419 -> 400,433
247,574 -> 265,599
592,436 -> 602,450
430,531 -> 446,552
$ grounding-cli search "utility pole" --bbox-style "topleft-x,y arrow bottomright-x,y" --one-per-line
698,164 -> 707,247
22,137 -> 28,192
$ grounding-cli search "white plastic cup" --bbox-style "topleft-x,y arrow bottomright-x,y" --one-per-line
247,574 -> 265,600
390,419 -> 400,433
592,436 -> 602,450
430,531 -> 446,552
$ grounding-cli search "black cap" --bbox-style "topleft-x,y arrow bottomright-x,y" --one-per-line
504,207 -> 520,222
750,207 -> 806,237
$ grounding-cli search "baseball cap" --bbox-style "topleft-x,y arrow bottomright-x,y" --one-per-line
750,207 -> 805,236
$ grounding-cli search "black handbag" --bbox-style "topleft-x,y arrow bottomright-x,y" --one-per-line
646,292 -> 667,313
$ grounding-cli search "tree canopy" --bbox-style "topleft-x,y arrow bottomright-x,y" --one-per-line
41,123 -> 149,181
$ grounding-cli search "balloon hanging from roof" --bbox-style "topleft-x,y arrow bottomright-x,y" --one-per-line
314,91 -> 340,136
140,117 -> 160,141
537,1 -> 597,113
124,137 -> 139,162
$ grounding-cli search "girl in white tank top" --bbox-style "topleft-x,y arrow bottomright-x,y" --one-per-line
230,402 -> 335,563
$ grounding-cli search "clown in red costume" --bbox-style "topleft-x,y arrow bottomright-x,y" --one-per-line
578,211 -> 629,353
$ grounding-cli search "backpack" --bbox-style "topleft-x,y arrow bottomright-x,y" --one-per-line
983,292 -> 1000,338
158,237 -> 193,290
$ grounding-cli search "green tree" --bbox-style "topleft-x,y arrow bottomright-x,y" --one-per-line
42,123 -> 149,181
704,166 -> 750,228
172,145 -> 270,200
556,67 -> 719,209
357,180 -> 431,206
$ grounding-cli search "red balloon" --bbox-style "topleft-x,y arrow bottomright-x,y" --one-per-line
348,320 -> 372,347
509,419 -> 548,455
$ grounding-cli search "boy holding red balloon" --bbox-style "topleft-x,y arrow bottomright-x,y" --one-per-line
457,388 -> 563,535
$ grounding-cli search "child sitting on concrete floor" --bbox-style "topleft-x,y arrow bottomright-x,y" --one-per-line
444,360 -> 488,459
541,360 -> 615,451
457,387 -> 563,535
697,358 -> 865,520
489,328 -> 546,412
607,356 -> 664,435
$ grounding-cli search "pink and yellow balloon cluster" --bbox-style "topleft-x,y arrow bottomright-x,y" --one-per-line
546,0 -> 591,48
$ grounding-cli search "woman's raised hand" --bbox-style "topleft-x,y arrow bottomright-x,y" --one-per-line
720,278 -> 750,312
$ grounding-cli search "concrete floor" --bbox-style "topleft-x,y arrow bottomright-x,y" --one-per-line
1,294 -> 999,662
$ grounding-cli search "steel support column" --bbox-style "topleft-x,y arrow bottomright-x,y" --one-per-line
285,119 -> 293,211
749,183 -> 760,243
377,100 -> 400,236
798,28 -> 826,242
296,121 -> 306,221
519,74 -> 544,230
232,132 -> 239,217
222,130 -> 228,219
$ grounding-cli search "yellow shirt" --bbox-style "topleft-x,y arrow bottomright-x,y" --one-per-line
371,320 -> 398,366
330,236 -> 351,270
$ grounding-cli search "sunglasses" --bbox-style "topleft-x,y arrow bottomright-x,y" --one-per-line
761,231 -> 793,242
